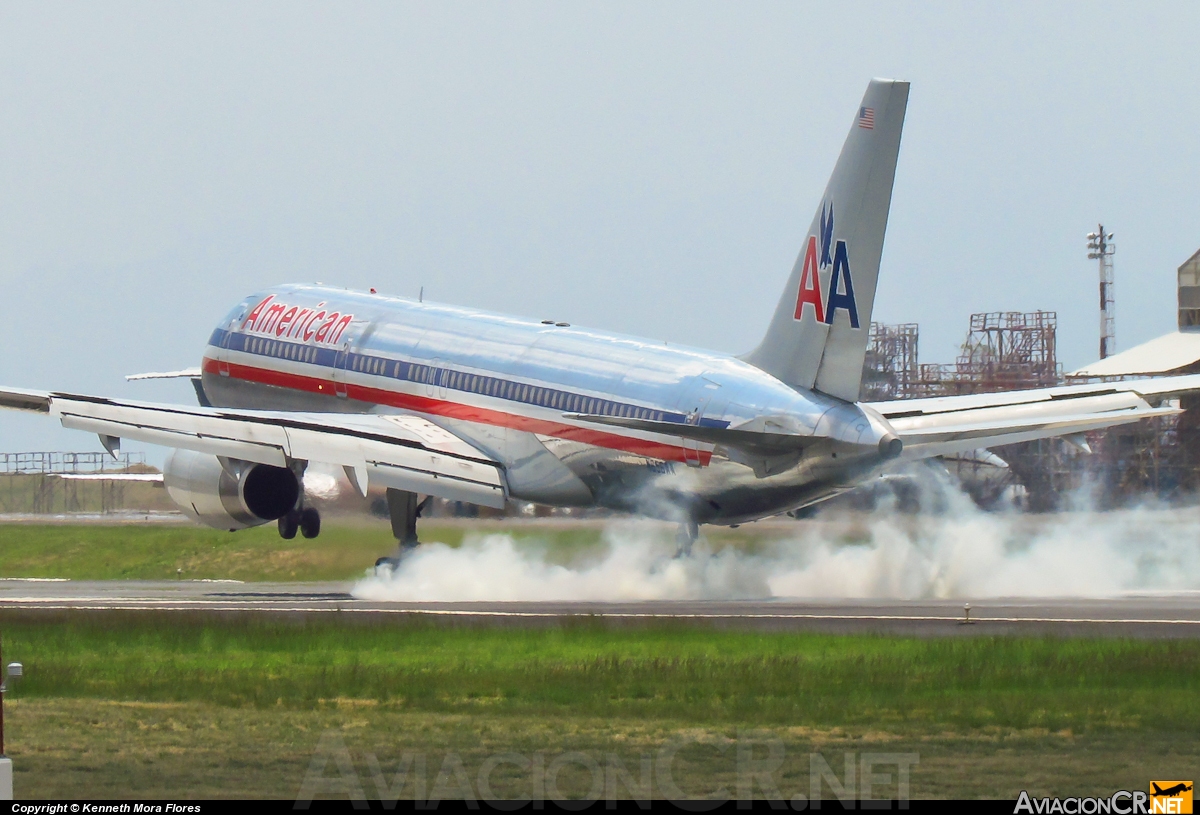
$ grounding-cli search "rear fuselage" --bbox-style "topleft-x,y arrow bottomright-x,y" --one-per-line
201,284 -> 891,524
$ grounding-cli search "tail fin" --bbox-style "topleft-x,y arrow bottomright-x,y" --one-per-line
743,79 -> 909,402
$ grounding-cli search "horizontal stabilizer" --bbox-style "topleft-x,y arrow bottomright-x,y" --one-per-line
52,472 -> 164,482
126,368 -> 203,381
895,406 -> 1177,460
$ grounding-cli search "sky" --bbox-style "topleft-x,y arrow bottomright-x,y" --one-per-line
1,1 -> 1198,459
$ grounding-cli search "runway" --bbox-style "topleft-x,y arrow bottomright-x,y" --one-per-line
3,579 -> 1200,636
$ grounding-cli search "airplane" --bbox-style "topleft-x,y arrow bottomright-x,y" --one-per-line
1152,783 -> 1193,798
3,78 -> 1198,568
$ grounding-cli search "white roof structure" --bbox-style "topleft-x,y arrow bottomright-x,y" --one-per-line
1070,331 -> 1200,377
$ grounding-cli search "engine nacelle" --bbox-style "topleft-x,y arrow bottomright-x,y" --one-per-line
163,449 -> 300,531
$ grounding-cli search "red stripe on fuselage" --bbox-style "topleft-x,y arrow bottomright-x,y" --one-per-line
201,356 -> 709,464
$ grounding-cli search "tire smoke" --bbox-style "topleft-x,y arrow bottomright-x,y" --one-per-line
352,473 -> 1200,602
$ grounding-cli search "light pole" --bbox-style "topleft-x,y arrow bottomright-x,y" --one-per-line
1087,226 -> 1116,359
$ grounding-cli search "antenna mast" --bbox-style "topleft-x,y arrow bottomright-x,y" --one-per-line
1087,224 -> 1116,359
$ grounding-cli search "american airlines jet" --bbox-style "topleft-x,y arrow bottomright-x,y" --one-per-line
2,79 -> 1195,566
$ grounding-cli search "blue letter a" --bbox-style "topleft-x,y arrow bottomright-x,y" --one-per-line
823,240 -> 859,328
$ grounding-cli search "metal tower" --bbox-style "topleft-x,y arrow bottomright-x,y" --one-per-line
1087,225 -> 1116,359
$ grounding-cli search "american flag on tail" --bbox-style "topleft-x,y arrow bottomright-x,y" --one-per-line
857,106 -> 875,130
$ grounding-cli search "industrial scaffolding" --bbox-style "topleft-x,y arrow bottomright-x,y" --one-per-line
861,323 -> 919,401
864,312 -> 1080,508
862,311 -> 1183,509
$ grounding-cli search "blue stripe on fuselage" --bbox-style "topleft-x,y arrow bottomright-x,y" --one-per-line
208,327 -> 730,429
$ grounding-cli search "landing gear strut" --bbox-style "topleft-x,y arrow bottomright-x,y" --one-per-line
374,489 -> 431,572
277,461 -> 320,540
674,519 -> 699,558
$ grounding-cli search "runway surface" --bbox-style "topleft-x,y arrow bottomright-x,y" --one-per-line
2,579 -> 1200,636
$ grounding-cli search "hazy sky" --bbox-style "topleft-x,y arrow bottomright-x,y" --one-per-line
2,2 -> 1198,458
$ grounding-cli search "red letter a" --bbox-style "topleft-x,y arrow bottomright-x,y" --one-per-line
793,236 -> 826,323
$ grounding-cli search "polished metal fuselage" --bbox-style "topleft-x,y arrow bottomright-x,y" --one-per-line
201,284 -> 894,525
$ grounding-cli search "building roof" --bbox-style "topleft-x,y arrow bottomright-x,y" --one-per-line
1070,330 -> 1200,377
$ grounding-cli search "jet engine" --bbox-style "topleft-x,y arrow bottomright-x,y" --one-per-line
163,448 -> 300,531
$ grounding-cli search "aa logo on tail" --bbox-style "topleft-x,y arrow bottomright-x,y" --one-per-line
793,202 -> 860,328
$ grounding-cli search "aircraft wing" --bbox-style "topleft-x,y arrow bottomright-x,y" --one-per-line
866,374 -> 1200,459
0,387 -> 507,508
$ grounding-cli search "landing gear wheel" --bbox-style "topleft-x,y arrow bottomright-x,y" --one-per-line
278,510 -> 300,540
374,555 -> 401,574
374,489 -> 433,574
299,507 -> 321,539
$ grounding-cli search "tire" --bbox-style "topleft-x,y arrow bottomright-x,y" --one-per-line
277,511 -> 299,540
299,507 -> 321,539
374,556 -> 400,576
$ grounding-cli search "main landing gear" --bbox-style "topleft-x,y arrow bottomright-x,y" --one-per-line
277,462 -> 320,540
278,506 -> 321,540
674,519 -> 699,558
374,488 -> 431,573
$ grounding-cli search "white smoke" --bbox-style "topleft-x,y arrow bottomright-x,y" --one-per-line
352,476 -> 1200,602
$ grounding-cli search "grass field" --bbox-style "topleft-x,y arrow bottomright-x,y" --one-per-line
3,612 -> 1198,799
0,519 -> 808,582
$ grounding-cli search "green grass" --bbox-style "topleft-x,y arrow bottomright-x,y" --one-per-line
3,614 -> 1198,798
0,520 -> 797,581
15,699 -> 1195,799
4,613 -> 1197,734
0,521 -> 572,581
